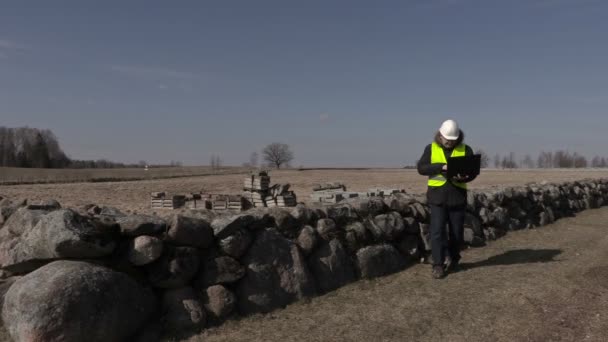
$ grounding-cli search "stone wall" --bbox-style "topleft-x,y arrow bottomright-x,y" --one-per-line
0,178 -> 607,341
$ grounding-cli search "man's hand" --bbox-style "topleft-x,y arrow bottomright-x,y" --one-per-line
442,164 -> 447,172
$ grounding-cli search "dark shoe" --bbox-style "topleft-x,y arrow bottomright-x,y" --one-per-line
446,259 -> 461,273
432,265 -> 445,279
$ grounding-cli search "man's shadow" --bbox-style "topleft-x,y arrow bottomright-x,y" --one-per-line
461,249 -> 562,270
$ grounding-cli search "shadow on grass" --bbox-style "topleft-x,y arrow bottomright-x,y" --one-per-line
461,248 -> 562,271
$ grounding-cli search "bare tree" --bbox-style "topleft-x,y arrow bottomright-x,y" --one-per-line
601,157 -> 607,168
522,154 -> 535,169
592,156 -> 602,168
262,143 -> 294,169
477,149 -> 489,168
573,153 -> 588,168
494,153 -> 501,169
537,151 -> 553,168
501,152 -> 518,169
210,154 -> 222,172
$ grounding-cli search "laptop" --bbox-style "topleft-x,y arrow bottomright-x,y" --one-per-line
447,154 -> 481,179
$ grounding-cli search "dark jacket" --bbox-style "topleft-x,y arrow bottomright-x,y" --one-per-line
417,132 -> 477,207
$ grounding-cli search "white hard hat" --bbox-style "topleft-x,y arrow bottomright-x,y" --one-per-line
439,119 -> 460,140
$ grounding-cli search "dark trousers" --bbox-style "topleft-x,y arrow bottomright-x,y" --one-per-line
430,204 -> 465,266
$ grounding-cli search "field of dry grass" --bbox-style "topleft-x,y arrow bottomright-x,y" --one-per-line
0,166 -> 247,185
0,168 -> 606,214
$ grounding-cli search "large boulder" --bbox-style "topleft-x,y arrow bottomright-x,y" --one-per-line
202,285 -> 237,320
290,204 -> 319,226
211,214 -> 256,239
344,221 -> 373,253
316,218 -> 341,241
2,207 -> 46,236
127,235 -> 164,266
162,287 -> 206,333
165,214 -> 213,249
326,203 -> 359,227
0,198 -> 26,226
195,256 -> 245,288
237,229 -> 316,314
0,209 -> 117,274
296,225 -> 318,255
356,244 -> 406,279
116,214 -> 167,237
217,228 -> 252,259
266,208 -> 301,239
147,246 -> 200,288
308,239 -> 356,293
2,260 -> 156,342
368,212 -> 406,241
0,276 -> 19,309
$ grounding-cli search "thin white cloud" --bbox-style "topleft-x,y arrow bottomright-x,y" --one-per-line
110,65 -> 196,80
320,113 -> 330,123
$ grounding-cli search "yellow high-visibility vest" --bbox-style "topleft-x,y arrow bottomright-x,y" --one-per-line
428,142 -> 467,189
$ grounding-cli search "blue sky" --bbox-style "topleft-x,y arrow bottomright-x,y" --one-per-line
1,0 -> 607,167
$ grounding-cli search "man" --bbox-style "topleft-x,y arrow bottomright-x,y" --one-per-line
417,119 -> 477,279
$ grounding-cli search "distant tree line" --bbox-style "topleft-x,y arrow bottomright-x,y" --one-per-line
0,126 -> 148,169
476,149 -> 608,169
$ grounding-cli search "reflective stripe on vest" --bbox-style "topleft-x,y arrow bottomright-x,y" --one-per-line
428,142 -> 467,189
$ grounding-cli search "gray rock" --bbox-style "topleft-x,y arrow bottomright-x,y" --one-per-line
0,209 -> 117,274
369,212 -> 406,241
211,214 -> 256,239
196,256 -> 245,288
128,235 -> 164,266
267,208 -> 301,239
202,285 -> 237,320
218,228 -> 252,259
296,225 -> 318,255
0,276 -> 19,310
237,229 -> 316,314
326,203 -> 359,227
2,207 -> 46,236
117,214 -> 167,237
491,207 -> 509,229
483,227 -> 506,241
0,198 -> 25,226
387,196 -> 414,217
178,209 -> 217,223
162,287 -> 206,333
344,221 -> 372,253
308,239 -> 356,293
410,202 -> 429,222
166,214 -> 213,249
147,246 -> 200,288
478,207 -> 491,225
356,244 -> 406,279
2,260 -> 156,342
316,218 -> 341,241
464,227 -> 484,247
98,206 -> 126,218
290,204 -> 318,226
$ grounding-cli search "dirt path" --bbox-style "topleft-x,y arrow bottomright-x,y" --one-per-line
187,207 -> 608,342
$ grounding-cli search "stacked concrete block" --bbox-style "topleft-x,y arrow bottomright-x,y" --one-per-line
151,192 -> 185,210
242,171 -> 271,208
